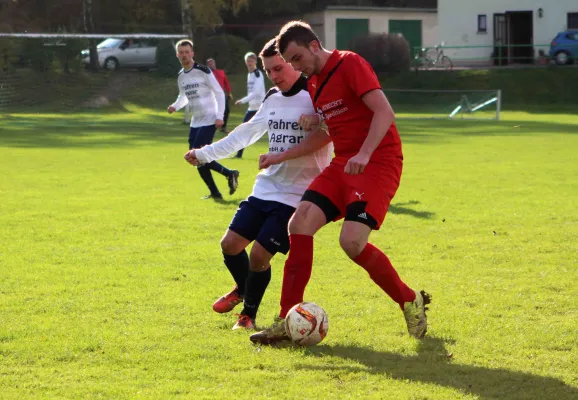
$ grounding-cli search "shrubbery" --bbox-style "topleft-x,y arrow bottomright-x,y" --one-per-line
350,33 -> 411,77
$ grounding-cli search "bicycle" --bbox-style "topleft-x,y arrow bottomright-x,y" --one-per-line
414,42 -> 453,70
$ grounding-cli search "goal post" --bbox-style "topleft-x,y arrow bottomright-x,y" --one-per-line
383,89 -> 503,120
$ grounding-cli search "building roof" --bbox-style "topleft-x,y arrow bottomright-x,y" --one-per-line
325,6 -> 437,13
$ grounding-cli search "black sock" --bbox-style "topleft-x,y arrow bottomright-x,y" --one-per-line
207,161 -> 231,177
241,268 -> 271,319
197,165 -> 221,196
223,251 -> 249,296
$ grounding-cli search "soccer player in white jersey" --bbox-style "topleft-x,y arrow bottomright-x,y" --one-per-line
184,39 -> 333,329
234,52 -> 266,158
168,39 -> 239,200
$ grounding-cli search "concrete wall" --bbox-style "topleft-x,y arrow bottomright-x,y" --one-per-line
304,8 -> 438,51
438,0 -> 578,64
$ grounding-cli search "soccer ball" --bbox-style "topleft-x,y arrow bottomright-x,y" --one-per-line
284,302 -> 329,347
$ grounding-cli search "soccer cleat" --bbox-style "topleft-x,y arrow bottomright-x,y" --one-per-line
228,170 -> 240,195
232,314 -> 256,330
403,290 -> 431,339
249,316 -> 290,345
212,287 -> 243,313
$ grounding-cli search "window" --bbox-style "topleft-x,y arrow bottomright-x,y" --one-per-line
568,12 -> 578,29
478,14 -> 487,33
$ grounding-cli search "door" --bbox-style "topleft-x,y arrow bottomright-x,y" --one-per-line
493,14 -> 508,65
336,19 -> 369,50
137,39 -> 157,67
388,20 -> 422,57
506,11 -> 533,64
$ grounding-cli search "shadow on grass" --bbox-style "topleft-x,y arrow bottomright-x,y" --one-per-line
1,113 -> 576,150
299,336 -> 577,400
389,200 -> 435,219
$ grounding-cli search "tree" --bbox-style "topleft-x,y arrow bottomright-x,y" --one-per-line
82,0 -> 99,71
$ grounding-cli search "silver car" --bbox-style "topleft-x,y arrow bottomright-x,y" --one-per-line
81,38 -> 157,70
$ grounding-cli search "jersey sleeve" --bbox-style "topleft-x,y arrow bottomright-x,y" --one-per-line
195,101 -> 269,163
171,77 -> 189,110
206,70 -> 226,120
345,54 -> 382,98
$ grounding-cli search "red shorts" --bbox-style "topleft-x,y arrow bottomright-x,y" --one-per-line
303,157 -> 402,230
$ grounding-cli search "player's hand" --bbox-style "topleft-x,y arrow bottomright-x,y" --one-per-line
215,119 -> 224,129
184,149 -> 200,166
344,152 -> 370,175
235,100 -> 242,105
259,153 -> 283,169
298,114 -> 320,131
167,106 -> 176,114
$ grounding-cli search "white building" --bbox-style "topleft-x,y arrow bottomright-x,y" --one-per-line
304,6 -> 437,56
438,0 -> 578,65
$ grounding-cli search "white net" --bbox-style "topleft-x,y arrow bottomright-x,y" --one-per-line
384,89 -> 502,120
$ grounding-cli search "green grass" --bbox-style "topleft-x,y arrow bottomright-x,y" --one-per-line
0,107 -> 577,399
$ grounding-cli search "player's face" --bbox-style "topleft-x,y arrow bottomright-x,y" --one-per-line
282,41 -> 318,77
207,59 -> 216,70
245,57 -> 257,70
176,45 -> 194,67
262,54 -> 299,92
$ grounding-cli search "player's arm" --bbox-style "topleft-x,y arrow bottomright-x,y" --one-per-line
168,80 -> 188,113
357,90 -> 395,157
259,127 -> 332,169
186,104 -> 268,164
237,72 -> 262,104
206,71 -> 226,121
344,55 -> 395,174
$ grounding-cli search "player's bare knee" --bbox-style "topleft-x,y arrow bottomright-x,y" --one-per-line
339,233 -> 366,259
220,234 -> 243,255
249,245 -> 272,272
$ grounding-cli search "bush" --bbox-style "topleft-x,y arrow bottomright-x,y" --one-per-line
350,33 -> 411,77
156,40 -> 182,77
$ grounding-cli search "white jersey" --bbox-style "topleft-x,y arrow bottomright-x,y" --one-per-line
196,76 -> 332,208
170,63 -> 225,128
238,69 -> 266,111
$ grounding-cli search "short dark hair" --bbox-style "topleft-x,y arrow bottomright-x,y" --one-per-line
259,38 -> 278,58
175,39 -> 193,51
276,21 -> 321,54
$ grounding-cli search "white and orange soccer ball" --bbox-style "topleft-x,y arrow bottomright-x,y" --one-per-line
284,302 -> 329,347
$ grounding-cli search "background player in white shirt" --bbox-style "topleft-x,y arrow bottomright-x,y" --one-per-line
168,39 -> 239,200
233,52 -> 266,158
184,39 -> 332,330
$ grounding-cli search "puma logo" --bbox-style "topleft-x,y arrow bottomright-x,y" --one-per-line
355,192 -> 364,200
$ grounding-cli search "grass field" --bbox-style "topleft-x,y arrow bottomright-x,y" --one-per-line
1,107 -> 577,399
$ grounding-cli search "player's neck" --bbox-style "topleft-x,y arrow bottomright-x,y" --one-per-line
182,60 -> 193,70
316,49 -> 333,74
283,73 -> 301,92
248,66 -> 257,73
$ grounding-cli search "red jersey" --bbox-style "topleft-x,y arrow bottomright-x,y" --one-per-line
307,50 -> 402,164
211,69 -> 231,94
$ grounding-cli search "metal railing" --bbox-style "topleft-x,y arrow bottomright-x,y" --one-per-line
412,43 -> 578,68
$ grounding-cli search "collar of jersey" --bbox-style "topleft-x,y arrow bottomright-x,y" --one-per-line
282,76 -> 308,97
183,63 -> 196,73
318,50 -> 341,79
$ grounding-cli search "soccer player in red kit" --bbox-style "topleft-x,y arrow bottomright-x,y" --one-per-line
250,21 -> 431,344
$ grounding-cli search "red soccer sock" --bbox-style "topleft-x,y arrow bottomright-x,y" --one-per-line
279,234 -> 314,318
353,243 -> 416,309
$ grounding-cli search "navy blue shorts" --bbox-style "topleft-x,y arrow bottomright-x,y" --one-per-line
229,196 -> 296,255
243,110 -> 258,123
188,125 -> 216,150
